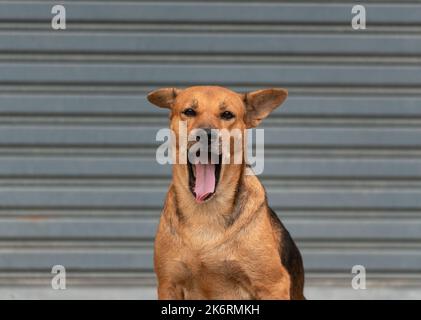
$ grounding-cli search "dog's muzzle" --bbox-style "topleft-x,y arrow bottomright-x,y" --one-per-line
187,129 -> 222,203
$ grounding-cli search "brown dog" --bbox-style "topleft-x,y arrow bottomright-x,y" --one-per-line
148,86 -> 305,300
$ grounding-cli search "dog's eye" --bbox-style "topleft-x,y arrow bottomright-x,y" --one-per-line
220,111 -> 235,120
182,108 -> 196,117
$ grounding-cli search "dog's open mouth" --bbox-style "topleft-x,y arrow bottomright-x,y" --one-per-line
188,153 -> 222,203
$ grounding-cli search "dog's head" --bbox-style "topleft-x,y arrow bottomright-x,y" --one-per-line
148,86 -> 287,203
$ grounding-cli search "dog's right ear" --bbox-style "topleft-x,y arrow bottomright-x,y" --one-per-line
147,88 -> 181,109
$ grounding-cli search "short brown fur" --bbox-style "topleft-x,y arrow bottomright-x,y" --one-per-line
148,86 -> 305,300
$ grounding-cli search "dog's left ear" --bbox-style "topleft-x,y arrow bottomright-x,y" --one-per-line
241,88 -> 288,128
147,88 -> 182,109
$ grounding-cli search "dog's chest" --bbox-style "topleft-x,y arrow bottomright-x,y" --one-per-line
176,250 -> 254,299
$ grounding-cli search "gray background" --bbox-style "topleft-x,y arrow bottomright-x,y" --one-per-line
0,0 -> 420,299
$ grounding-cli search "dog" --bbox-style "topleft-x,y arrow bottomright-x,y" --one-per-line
148,86 -> 305,300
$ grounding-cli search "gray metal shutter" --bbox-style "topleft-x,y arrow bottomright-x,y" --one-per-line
0,1 -> 420,299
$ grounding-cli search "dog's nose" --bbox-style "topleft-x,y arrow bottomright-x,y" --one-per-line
203,128 -> 216,145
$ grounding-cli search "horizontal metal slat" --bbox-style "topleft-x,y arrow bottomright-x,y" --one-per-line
2,63 -> 421,86
1,157 -> 421,178
2,94 -> 421,118
304,250 -> 421,272
1,249 -> 420,272
0,249 -> 151,271
262,158 -> 421,178
0,94 -> 164,115
0,218 -> 419,241
267,189 -> 421,209
0,2 -> 419,24
0,188 -> 165,208
0,188 -> 421,209
0,126 -> 420,147
2,32 -> 421,55
288,220 -> 421,240
282,96 -> 421,117
0,219 -> 156,239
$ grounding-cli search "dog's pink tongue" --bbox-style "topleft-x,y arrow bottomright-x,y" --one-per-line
194,164 -> 216,203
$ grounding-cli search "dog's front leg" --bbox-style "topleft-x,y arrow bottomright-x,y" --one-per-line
263,284 -> 290,300
253,281 -> 291,300
157,281 -> 184,300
